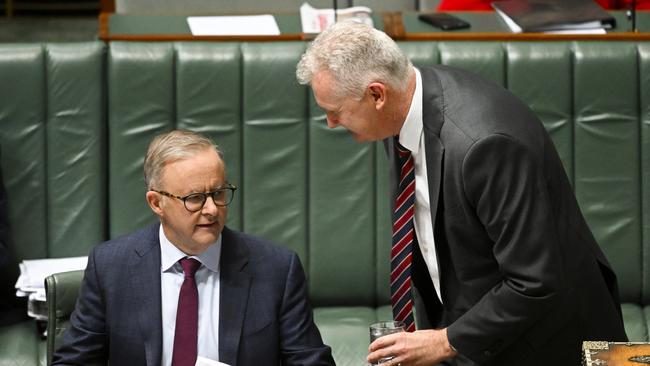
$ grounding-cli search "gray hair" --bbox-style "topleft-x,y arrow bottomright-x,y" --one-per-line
296,20 -> 412,99
144,129 -> 222,190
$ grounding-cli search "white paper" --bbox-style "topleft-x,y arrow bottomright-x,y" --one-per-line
15,256 -> 88,303
195,356 -> 231,366
544,28 -> 606,35
300,2 -> 373,34
493,7 -> 523,33
187,15 -> 280,36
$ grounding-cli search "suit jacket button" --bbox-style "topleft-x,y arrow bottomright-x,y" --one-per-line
484,350 -> 492,356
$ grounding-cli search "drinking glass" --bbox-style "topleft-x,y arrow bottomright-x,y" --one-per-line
369,321 -> 405,365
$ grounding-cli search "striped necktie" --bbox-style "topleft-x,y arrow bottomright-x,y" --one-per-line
391,141 -> 416,332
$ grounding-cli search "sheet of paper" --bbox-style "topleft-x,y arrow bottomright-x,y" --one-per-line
15,256 -> 88,319
195,356 -> 231,366
15,256 -> 87,291
544,28 -> 606,35
187,15 -> 280,36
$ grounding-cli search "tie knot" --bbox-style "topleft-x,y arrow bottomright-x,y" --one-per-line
179,257 -> 201,278
395,138 -> 410,157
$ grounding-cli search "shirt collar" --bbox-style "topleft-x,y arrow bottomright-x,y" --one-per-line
159,225 -> 222,274
398,67 -> 423,154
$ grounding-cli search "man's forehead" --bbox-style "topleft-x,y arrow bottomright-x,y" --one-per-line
312,70 -> 341,107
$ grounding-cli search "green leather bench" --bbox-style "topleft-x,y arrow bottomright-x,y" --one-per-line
0,40 -> 649,366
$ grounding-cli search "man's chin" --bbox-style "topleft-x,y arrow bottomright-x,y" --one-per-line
194,225 -> 222,241
350,132 -> 367,142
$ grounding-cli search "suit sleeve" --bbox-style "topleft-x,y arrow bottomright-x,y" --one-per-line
278,252 -> 335,366
446,133 -> 568,363
51,247 -> 108,366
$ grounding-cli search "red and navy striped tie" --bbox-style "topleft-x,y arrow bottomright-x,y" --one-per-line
391,141 -> 416,332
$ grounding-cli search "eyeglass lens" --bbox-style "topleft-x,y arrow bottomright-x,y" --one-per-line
184,189 -> 233,211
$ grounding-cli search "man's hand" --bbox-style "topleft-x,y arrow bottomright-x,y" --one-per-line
367,328 -> 457,366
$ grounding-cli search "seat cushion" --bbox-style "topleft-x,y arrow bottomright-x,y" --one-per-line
0,320 -> 42,366
314,306 -> 392,366
622,303 -> 649,342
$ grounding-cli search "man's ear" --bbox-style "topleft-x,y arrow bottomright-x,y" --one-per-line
146,191 -> 164,216
368,82 -> 387,110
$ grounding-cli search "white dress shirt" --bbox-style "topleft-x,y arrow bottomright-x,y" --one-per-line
397,67 -> 443,302
160,226 -> 222,365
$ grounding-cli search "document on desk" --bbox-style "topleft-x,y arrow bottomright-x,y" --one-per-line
187,15 -> 281,36
15,256 -> 88,301
195,356 -> 230,366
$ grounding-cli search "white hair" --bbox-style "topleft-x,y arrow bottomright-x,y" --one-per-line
143,129 -> 222,190
296,20 -> 412,99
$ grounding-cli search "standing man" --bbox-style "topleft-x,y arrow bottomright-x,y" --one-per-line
52,130 -> 334,366
296,21 -> 627,366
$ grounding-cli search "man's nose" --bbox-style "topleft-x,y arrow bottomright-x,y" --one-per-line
326,116 -> 338,129
201,196 -> 220,215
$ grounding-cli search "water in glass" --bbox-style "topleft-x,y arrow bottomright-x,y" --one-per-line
369,321 -> 405,365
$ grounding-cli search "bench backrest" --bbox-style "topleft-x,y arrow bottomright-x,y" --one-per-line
1,41 -> 649,308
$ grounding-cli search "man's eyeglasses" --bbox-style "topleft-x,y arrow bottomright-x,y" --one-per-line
152,184 -> 237,212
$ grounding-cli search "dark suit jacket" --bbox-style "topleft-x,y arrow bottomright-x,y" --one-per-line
52,223 -> 334,366
386,65 -> 627,366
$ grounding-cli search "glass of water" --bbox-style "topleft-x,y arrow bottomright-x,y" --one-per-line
369,321 -> 405,365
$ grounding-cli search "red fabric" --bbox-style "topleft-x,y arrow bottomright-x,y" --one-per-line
437,0 -> 650,11
595,0 -> 650,8
437,0 -> 493,11
171,258 -> 201,366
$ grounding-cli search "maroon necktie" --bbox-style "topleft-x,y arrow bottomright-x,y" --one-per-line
171,257 -> 201,366
391,141 -> 416,332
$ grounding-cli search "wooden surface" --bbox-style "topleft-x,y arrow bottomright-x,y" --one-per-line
584,342 -> 650,366
100,0 -> 113,13
98,11 -> 650,42
98,12 -> 306,41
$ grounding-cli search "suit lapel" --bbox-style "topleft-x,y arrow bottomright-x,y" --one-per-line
419,67 -> 447,306
218,227 -> 251,366
129,223 -> 163,366
420,67 -> 445,233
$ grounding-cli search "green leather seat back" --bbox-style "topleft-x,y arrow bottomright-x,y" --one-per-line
573,42 -> 641,304
45,43 -> 106,258
506,43 -> 573,179
108,42 -> 175,236
0,44 -> 48,263
241,42 -> 308,260
640,44 -> 650,338
45,270 -> 84,365
1,39 -> 650,366
0,42 -> 105,259
0,42 -> 105,366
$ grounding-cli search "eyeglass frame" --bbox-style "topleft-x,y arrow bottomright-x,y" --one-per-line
151,184 -> 237,212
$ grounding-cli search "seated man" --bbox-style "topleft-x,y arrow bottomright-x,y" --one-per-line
52,130 -> 334,366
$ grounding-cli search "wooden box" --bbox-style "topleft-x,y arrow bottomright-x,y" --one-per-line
583,342 -> 650,365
